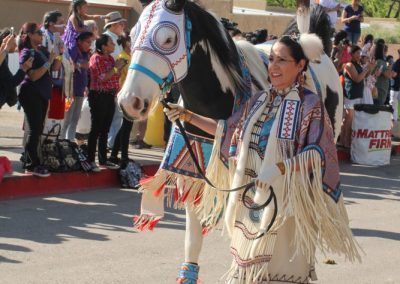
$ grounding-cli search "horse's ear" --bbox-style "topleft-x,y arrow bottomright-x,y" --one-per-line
165,0 -> 186,12
138,0 -> 153,7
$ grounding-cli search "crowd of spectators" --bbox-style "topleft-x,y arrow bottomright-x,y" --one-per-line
1,0 -> 399,178
222,1 -> 399,151
0,0 -> 150,177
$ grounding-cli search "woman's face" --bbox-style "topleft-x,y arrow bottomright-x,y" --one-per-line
268,42 -> 305,90
352,0 -> 360,6
78,4 -> 88,15
352,50 -> 361,62
28,28 -> 43,46
102,37 -> 115,54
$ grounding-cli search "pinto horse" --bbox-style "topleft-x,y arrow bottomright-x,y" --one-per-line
117,0 -> 269,277
117,0 -> 342,281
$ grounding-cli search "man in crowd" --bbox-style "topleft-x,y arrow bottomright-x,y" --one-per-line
103,11 -> 127,149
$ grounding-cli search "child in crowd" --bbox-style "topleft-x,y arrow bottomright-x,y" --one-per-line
63,0 -> 106,52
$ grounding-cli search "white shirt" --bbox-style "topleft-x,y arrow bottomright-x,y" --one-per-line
103,30 -> 123,60
319,0 -> 338,28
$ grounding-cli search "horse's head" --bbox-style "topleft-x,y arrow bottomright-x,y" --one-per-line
118,0 -> 190,120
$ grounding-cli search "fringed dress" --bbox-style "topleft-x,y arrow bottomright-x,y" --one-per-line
226,93 -> 315,283
198,86 -> 361,284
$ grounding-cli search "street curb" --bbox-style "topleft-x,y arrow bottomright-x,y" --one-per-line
0,164 -> 159,200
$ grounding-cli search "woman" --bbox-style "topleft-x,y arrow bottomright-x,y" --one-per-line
374,41 -> 393,105
0,28 -> 32,109
340,45 -> 374,148
18,22 -> 60,177
61,32 -> 93,141
341,0 -> 364,46
165,34 -> 360,283
361,33 -> 374,57
87,34 -> 125,172
331,30 -> 351,73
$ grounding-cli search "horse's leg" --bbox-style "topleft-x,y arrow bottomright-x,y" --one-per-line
177,178 -> 203,283
184,201 -> 203,263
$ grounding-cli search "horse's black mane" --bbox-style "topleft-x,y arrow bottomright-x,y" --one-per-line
184,1 -> 246,91
283,5 -> 332,55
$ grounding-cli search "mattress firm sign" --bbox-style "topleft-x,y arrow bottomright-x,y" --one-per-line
352,129 -> 392,151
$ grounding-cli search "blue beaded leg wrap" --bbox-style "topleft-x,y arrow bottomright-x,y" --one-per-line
178,262 -> 199,284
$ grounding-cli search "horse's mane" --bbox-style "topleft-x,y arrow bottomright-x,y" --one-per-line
184,1 -> 246,92
283,5 -> 332,55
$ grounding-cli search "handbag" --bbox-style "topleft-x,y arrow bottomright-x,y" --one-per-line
40,124 -> 83,172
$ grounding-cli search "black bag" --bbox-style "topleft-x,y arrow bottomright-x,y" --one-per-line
40,124 -> 82,172
119,160 -> 142,188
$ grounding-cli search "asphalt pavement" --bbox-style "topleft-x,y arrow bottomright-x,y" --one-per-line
0,155 -> 399,284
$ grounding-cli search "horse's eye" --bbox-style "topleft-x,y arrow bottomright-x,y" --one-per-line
151,23 -> 179,54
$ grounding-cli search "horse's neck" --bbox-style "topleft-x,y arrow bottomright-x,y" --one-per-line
178,43 -> 237,137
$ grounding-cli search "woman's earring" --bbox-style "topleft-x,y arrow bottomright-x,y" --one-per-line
297,71 -> 306,88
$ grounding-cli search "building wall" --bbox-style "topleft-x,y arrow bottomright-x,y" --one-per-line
0,0 -> 139,32
234,0 -> 267,10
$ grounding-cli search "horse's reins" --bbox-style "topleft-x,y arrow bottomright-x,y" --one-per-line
128,16 -> 277,237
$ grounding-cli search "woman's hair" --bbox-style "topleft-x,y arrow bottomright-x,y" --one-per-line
18,22 -> 38,51
77,31 -> 93,42
374,42 -> 385,60
43,10 -> 62,29
276,35 -> 309,71
350,45 -> 361,55
69,0 -> 87,17
363,34 -> 373,46
95,34 -> 110,54
333,30 -> 348,46
118,34 -> 131,49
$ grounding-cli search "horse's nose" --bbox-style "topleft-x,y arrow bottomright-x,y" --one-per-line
132,97 -> 142,111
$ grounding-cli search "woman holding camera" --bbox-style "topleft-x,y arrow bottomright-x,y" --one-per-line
18,22 -> 62,177
0,28 -> 32,109
340,45 -> 375,148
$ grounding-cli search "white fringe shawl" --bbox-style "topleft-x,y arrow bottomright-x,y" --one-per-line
199,89 -> 361,283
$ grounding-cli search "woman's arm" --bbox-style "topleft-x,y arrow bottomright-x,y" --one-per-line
344,62 -> 369,83
71,15 -> 87,33
341,9 -> 358,24
27,51 -> 56,82
164,103 -> 218,136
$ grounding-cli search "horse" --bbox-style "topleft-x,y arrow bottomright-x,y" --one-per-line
117,0 -> 342,282
117,0 -> 269,281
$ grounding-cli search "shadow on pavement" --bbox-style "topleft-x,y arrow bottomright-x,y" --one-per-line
352,228 -> 400,241
340,156 -> 400,202
0,188 -> 185,259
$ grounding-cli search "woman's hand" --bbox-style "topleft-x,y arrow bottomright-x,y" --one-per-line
21,57 -> 33,72
163,103 -> 184,122
4,34 -> 16,53
255,163 -> 283,190
115,58 -> 126,70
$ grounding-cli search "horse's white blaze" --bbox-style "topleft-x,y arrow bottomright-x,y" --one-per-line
117,49 -> 170,119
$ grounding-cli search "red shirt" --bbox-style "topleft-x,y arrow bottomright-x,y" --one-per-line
89,53 -> 120,92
